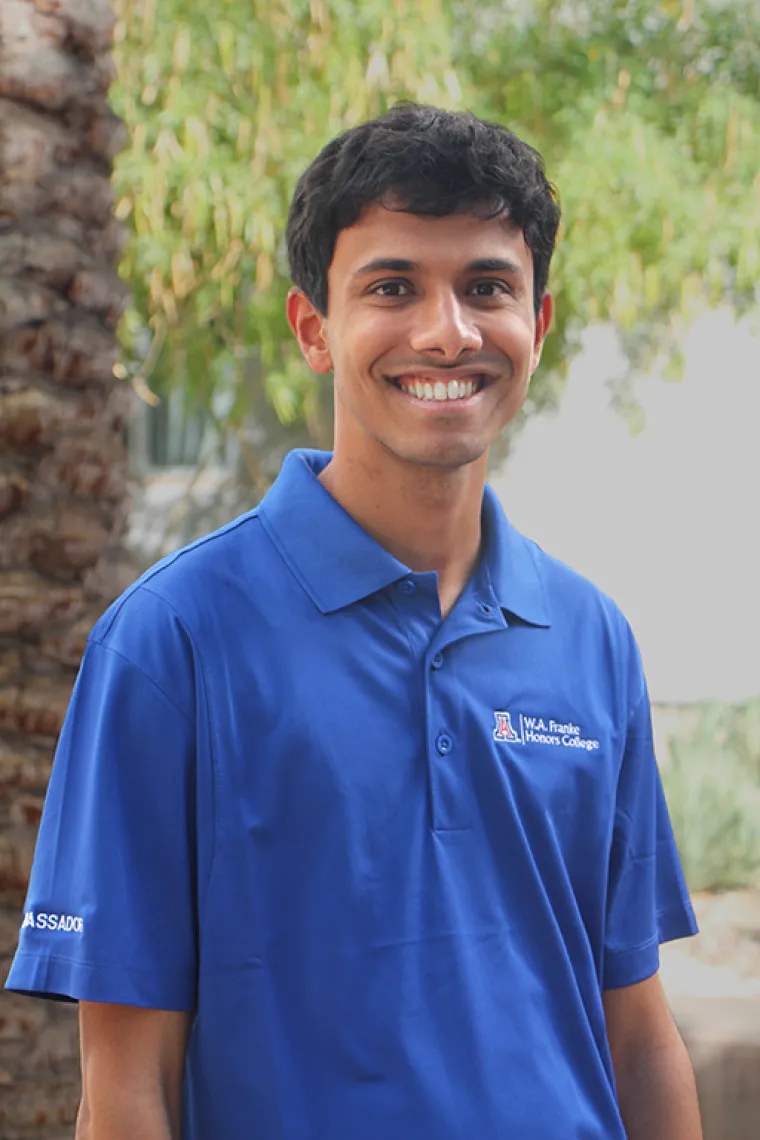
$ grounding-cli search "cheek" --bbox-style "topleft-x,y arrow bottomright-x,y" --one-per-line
330,310 -> 386,366
356,312 -> 398,358
500,317 -> 536,359
339,323 -> 400,391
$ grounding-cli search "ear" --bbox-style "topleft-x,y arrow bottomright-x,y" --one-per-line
286,288 -> 333,374
530,292 -> 554,374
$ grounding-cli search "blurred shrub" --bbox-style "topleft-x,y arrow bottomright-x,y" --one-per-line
660,698 -> 760,892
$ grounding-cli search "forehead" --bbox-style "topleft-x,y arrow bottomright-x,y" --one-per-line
330,204 -> 532,278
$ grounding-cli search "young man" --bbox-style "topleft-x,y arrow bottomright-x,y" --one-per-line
7,104 -> 702,1139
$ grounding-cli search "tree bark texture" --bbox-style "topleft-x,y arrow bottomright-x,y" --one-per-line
0,1 -> 132,1133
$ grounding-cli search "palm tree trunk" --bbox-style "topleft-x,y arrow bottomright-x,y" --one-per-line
0,0 -> 131,1133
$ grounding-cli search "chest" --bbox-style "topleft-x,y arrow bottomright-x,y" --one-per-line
198,598 -> 627,975
210,597 -> 622,845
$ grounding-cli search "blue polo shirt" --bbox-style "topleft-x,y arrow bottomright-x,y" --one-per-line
7,448 -> 696,1139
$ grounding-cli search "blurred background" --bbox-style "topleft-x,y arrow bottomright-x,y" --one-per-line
1,0 -> 758,1136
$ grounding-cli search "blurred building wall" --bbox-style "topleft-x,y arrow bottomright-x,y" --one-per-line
492,307 -> 760,705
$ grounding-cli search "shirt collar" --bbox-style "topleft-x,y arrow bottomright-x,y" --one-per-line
480,482 -> 551,627
258,449 -> 551,626
258,450 -> 409,612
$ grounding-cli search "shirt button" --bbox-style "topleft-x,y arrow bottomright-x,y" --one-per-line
479,601 -> 493,616
436,733 -> 453,755
398,579 -> 417,595
431,652 -> 444,669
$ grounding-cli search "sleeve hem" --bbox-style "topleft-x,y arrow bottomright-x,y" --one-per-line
658,904 -> 699,946
603,936 -> 660,990
603,906 -> 699,990
5,951 -> 195,1012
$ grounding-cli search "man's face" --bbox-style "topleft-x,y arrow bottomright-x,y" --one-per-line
288,204 -> 552,471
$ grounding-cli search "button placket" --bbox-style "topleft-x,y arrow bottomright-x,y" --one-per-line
425,640 -> 474,829
424,586 -> 506,831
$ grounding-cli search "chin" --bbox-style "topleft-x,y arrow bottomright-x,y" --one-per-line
392,439 -> 487,470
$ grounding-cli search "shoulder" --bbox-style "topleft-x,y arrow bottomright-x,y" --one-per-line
519,531 -> 645,705
88,507 -> 268,688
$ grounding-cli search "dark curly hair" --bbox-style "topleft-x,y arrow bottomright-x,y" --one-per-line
286,103 -> 561,319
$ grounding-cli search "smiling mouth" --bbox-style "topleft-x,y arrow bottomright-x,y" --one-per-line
388,375 -> 486,402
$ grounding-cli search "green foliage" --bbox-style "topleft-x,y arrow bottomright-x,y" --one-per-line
660,698 -> 760,892
111,0 -> 460,422
454,0 -> 760,402
110,0 -> 760,429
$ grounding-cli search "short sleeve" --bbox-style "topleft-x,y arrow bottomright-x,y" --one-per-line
603,671 -> 697,990
5,590 -> 204,1011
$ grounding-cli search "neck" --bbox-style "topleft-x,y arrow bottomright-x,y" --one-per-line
319,446 -> 487,618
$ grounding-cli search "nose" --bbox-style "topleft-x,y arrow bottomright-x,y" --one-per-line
408,289 -> 483,360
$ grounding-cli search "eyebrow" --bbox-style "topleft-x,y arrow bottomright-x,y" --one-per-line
352,257 -> 523,277
352,258 -> 419,276
468,257 -> 523,275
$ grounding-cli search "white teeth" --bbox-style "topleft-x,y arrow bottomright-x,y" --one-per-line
396,375 -> 482,400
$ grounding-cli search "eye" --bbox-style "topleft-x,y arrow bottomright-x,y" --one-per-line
470,280 -> 511,298
369,280 -> 411,298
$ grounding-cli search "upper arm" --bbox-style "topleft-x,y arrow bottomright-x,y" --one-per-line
78,1002 -> 192,1137
604,975 -> 702,1140
603,973 -> 680,1065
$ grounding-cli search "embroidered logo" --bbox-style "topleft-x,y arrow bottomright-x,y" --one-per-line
493,712 -> 600,751
493,711 -> 521,742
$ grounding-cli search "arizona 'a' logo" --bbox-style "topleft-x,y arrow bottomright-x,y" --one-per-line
493,710 -> 521,743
